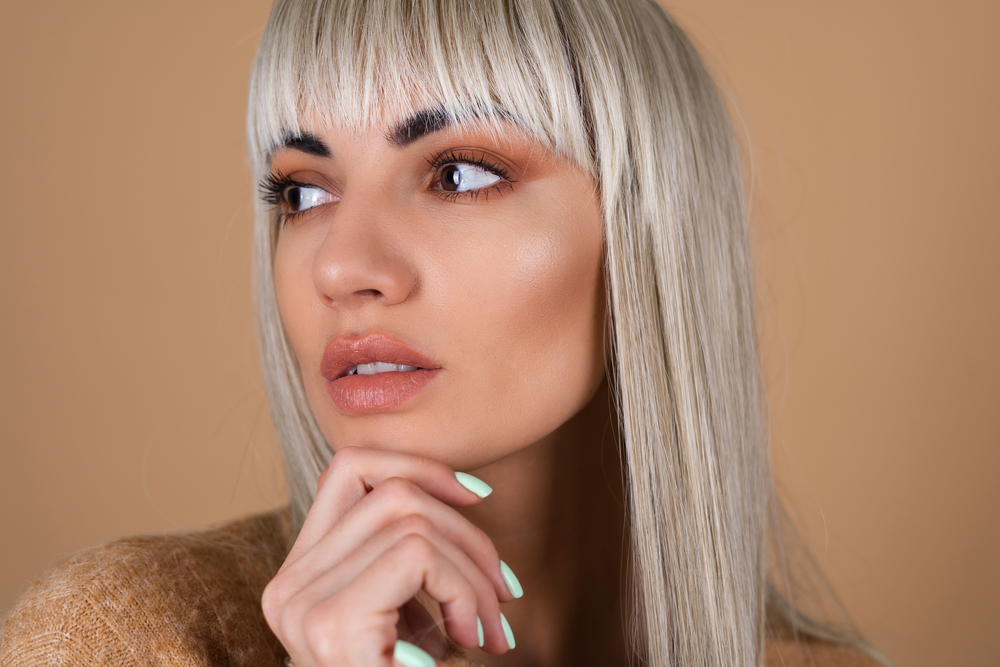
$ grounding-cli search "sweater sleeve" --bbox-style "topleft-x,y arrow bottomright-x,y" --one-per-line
0,541 -> 199,666
1,511 -> 293,667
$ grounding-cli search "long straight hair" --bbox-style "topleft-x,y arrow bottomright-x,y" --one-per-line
247,1 -> 819,664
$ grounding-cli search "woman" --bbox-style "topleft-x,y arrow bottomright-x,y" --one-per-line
0,0 -> 886,665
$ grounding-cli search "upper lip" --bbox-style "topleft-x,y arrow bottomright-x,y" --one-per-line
320,332 -> 441,380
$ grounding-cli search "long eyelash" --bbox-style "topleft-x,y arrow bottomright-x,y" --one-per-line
426,149 -> 514,182
425,149 -> 516,202
260,171 -> 315,227
259,171 -> 300,207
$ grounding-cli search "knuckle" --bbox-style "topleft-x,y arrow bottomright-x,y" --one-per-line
397,532 -> 435,561
263,585 -> 308,644
375,476 -> 420,509
301,603 -> 341,660
327,446 -> 362,477
260,578 -> 287,625
395,513 -> 435,538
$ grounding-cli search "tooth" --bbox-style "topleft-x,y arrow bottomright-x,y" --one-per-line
347,365 -> 358,375
399,365 -> 417,372
357,363 -> 376,375
374,362 -> 399,373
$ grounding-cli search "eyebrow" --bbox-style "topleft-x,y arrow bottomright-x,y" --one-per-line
271,105 -> 493,159
387,107 -> 452,148
273,131 -> 332,158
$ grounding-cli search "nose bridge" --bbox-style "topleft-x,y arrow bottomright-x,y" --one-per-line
312,190 -> 415,309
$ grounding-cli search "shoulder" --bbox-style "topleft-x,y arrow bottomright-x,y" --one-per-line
765,635 -> 887,667
0,507 -> 293,667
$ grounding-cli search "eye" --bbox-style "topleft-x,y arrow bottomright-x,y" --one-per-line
426,149 -> 514,200
260,172 -> 336,222
435,163 -> 502,192
282,184 -> 334,213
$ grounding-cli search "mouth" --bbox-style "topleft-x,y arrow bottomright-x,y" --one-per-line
321,333 -> 442,414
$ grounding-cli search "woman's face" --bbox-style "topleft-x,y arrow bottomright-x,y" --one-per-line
270,109 -> 606,471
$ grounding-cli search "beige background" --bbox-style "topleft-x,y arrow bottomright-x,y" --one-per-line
1,2 -> 997,666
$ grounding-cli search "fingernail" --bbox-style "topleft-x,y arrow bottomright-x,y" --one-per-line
394,640 -> 435,667
501,613 -> 516,649
477,616 -> 484,648
499,560 -> 523,598
455,472 -> 492,498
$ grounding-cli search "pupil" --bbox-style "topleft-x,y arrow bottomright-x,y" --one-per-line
286,186 -> 301,209
442,165 -> 461,191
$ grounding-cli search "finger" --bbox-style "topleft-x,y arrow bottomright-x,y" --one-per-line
287,477 -> 517,608
392,640 -> 441,667
283,533 -> 485,663
283,513 -> 508,653
289,447 -> 491,565
339,533 -> 485,652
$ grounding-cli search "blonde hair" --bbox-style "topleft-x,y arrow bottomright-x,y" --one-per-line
246,1 -> 877,664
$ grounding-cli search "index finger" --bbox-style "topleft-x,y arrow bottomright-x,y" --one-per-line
287,447 -> 492,566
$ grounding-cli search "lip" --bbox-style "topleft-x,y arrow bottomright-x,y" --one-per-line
321,333 -> 442,414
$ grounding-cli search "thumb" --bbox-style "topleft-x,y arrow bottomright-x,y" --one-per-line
392,640 -> 441,667
397,596 -> 449,659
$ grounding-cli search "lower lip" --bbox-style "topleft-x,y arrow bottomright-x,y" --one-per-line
325,369 -> 441,414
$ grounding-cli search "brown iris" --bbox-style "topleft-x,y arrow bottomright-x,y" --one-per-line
440,165 -> 462,191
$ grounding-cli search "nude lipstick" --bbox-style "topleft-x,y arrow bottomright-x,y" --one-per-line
321,333 -> 442,414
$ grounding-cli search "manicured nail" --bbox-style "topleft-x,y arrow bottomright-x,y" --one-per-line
500,613 -> 516,649
455,472 -> 492,498
394,640 -> 435,667
477,616 -> 484,648
499,560 -> 523,598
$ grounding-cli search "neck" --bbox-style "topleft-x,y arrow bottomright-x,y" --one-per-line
460,377 -> 631,667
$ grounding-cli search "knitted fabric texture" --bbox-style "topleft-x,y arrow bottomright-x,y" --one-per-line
1,508 -> 880,666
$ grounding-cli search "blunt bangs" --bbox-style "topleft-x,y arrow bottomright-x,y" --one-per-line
247,0 -> 594,179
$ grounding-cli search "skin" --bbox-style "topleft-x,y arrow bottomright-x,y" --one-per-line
263,110 -> 630,666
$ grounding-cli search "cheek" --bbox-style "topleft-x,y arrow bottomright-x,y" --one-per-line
452,213 -> 606,444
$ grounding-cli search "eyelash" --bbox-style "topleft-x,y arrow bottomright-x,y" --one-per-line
258,149 -> 516,226
259,171 -> 311,226
425,149 -> 516,202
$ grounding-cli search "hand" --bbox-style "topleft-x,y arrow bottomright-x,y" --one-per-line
261,447 -> 520,666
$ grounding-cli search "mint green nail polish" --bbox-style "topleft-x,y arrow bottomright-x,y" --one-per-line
394,640 -> 435,667
499,560 -> 523,598
477,616 -> 484,648
500,613 -> 516,649
455,472 -> 492,498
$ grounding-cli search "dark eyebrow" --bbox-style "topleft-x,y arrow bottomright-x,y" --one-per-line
270,106 -> 498,158
387,107 -> 452,148
273,131 -> 332,158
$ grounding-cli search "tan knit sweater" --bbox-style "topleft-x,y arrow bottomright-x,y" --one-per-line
0,508 -> 881,666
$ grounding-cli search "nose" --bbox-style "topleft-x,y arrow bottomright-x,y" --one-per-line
311,195 -> 416,310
